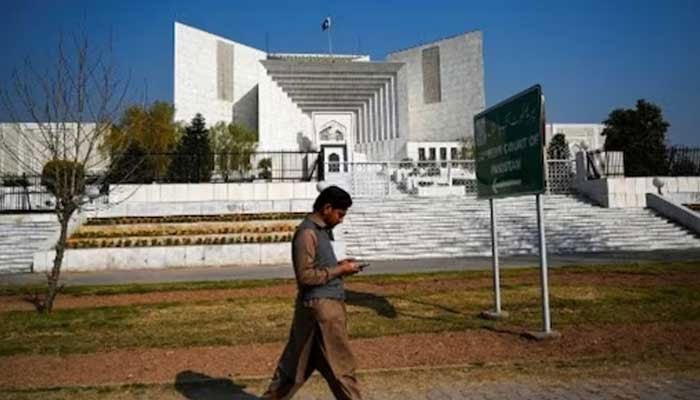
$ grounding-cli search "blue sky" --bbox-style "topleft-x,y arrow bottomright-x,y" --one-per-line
1,0 -> 698,145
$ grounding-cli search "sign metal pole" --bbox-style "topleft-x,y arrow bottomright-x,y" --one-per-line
481,198 -> 507,320
491,198 -> 501,314
536,193 -> 553,334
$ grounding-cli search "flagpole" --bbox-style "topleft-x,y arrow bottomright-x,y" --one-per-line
327,22 -> 333,58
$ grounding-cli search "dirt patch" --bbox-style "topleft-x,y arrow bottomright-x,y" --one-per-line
1,321 -> 698,390
1,270 -> 698,313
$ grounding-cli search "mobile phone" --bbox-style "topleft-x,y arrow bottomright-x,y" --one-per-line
358,262 -> 370,270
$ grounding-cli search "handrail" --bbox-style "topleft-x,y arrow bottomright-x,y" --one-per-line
586,151 -> 601,179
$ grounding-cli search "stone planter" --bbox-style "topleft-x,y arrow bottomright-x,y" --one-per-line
32,242 -> 292,272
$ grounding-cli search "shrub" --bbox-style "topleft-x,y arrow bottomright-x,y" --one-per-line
41,160 -> 85,198
258,157 -> 272,180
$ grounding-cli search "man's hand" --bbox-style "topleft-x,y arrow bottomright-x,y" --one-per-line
338,258 -> 360,275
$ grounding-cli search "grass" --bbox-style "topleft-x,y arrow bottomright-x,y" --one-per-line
0,278 -> 292,297
0,261 -> 699,357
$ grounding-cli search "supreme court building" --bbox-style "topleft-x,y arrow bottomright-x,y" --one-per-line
174,22 -> 486,165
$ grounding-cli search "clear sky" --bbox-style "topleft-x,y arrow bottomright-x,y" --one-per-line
1,0 -> 698,145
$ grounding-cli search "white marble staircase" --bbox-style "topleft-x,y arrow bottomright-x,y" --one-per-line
340,195 -> 700,260
0,215 -> 58,273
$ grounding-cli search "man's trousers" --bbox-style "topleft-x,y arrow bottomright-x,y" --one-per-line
262,298 -> 362,400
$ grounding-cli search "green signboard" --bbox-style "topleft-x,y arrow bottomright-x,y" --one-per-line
474,85 -> 545,199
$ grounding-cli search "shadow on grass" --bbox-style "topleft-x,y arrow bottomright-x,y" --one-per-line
175,370 -> 259,399
345,290 -> 397,318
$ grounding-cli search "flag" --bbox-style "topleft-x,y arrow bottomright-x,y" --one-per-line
321,17 -> 331,31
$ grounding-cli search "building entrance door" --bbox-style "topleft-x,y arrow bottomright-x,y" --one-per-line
320,144 -> 347,181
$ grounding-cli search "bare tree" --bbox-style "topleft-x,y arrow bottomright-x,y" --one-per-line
0,30 -> 129,313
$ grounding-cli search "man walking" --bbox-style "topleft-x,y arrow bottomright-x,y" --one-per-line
262,186 -> 362,399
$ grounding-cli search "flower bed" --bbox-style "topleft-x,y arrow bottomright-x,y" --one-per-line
67,232 -> 294,249
69,212 -> 304,249
71,220 -> 298,239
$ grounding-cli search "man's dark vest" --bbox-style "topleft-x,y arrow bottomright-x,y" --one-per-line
294,217 -> 344,302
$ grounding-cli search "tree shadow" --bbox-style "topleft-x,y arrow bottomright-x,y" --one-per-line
174,370 -> 259,400
345,290 -> 398,318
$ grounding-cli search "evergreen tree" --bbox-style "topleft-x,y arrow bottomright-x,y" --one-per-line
602,99 -> 670,176
547,133 -> 571,160
168,114 -> 212,182
107,143 -> 151,183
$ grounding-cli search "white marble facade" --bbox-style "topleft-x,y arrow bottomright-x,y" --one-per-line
173,22 -> 486,162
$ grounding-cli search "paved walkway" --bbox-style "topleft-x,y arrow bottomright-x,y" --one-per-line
3,249 -> 700,286
362,378 -> 700,400
175,376 -> 700,400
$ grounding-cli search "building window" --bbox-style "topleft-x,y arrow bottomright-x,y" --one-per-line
418,148 -> 426,161
450,147 -> 458,160
329,153 -> 340,173
429,147 -> 436,161
440,147 -> 447,167
422,46 -> 442,104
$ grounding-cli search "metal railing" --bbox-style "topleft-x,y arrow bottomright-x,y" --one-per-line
322,159 -> 576,197
585,147 -> 700,178
586,151 -> 624,179
1,175 -> 109,213
668,147 -> 700,176
108,151 -> 321,183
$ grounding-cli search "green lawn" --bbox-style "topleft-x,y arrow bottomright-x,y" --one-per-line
1,261 -> 699,357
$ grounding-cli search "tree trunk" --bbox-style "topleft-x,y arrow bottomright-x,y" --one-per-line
42,209 -> 73,313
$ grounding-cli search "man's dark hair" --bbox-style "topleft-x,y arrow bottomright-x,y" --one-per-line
313,186 -> 352,212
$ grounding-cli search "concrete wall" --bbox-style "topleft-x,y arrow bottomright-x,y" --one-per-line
258,67 -> 312,151
92,199 -> 314,218
174,22 -> 265,128
0,122 -> 104,175
387,31 -> 485,143
33,238 -> 347,271
355,139 -> 406,161
109,182 -> 318,204
646,193 -> 700,235
545,123 -> 605,154
575,177 -> 700,208
33,243 -> 291,271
